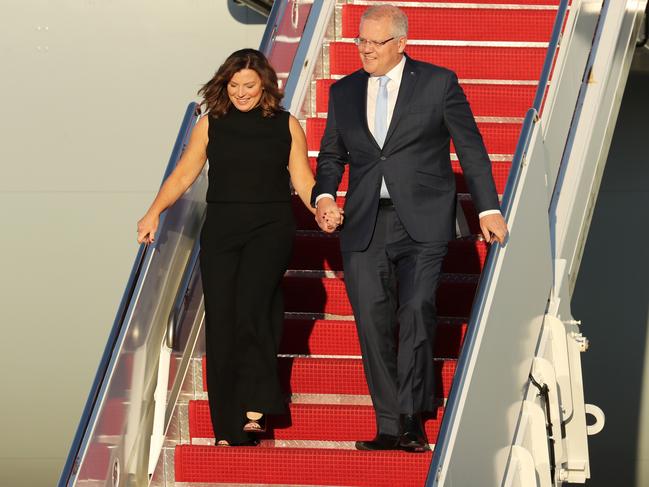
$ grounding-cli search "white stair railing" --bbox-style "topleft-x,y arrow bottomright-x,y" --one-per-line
428,0 -> 647,485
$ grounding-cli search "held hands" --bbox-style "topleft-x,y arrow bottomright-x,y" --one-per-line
315,198 -> 344,233
479,213 -> 508,245
137,212 -> 159,245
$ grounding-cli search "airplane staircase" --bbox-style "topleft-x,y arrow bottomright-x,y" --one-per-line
59,0 -> 647,486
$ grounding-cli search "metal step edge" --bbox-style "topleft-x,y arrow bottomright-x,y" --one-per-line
184,438 -> 437,451
284,269 -> 481,283
283,312 -> 468,325
184,393 -> 448,407
336,38 -> 549,48
175,482 -> 356,487
293,230 -> 488,244
346,1 -> 559,11
306,150 -> 515,160
291,188 -> 503,200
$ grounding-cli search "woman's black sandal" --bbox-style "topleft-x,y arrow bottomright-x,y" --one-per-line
243,414 -> 267,433
216,438 -> 260,447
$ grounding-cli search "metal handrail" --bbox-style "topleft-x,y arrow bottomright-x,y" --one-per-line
58,102 -> 200,487
166,246 -> 201,349
57,244 -> 148,485
427,0 -> 571,483
282,0 -> 336,114
260,0 -> 288,58
531,1 -> 571,117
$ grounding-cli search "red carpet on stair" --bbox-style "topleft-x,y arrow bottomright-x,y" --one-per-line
316,78 -> 537,118
342,5 -> 556,42
306,117 -> 522,155
329,43 -> 547,80
175,446 -> 433,486
189,400 -> 445,442
280,319 -> 468,357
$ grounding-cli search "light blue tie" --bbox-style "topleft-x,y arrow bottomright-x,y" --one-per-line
375,75 -> 391,198
375,75 -> 389,146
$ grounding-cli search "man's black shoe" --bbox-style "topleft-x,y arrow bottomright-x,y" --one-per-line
355,433 -> 401,451
399,414 -> 430,453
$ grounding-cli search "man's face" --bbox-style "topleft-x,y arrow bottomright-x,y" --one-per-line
358,17 -> 406,76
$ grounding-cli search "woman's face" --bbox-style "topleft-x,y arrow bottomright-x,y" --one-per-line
227,69 -> 263,111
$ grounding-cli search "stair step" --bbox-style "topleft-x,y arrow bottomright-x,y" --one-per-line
458,196 -> 487,235
292,194 -> 345,232
315,78 -> 536,118
308,156 -> 351,191
78,442 -> 112,481
452,159 -> 511,194
290,233 -> 489,274
174,445 -> 432,486
329,43 -> 546,80
306,117 -> 522,155
282,273 -> 478,317
188,401 -> 444,442
281,318 -> 361,355
202,356 -> 457,397
96,398 -> 126,436
290,233 -> 344,271
342,5 -> 555,42
291,193 -> 487,237
267,2 -> 312,74
307,153 -> 511,194
280,318 -> 467,357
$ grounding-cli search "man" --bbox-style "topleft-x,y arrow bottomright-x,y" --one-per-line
312,5 -> 508,452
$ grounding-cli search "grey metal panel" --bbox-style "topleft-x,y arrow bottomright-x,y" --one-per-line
542,0 -> 603,190
429,126 -> 554,486
426,0 -> 575,480
552,1 -> 648,296
429,0 -> 647,484
547,3 -> 648,476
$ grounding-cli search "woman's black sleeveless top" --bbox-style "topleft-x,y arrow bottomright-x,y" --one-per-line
206,106 -> 292,203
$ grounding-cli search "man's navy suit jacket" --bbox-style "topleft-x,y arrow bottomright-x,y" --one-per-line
312,55 -> 500,252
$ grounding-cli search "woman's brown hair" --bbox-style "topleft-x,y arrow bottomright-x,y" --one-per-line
198,48 -> 282,118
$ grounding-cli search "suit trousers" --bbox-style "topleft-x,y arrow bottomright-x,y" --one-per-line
199,202 -> 295,443
342,204 -> 448,436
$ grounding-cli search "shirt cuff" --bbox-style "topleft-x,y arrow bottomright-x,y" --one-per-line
315,193 -> 336,205
478,209 -> 501,219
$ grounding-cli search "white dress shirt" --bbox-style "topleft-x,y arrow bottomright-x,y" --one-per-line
316,55 -> 500,219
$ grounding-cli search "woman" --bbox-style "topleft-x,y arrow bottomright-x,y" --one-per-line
136,49 -> 322,446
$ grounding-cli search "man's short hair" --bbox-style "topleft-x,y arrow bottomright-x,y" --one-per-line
360,5 -> 409,37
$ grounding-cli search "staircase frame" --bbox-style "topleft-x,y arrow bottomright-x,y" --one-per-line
61,0 -> 648,485
428,0 -> 647,485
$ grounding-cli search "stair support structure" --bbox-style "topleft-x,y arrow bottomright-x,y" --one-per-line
429,0 -> 647,485
61,1 -> 648,485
